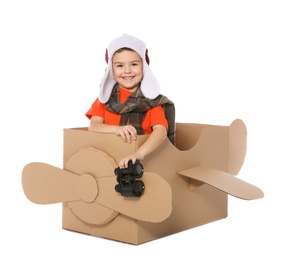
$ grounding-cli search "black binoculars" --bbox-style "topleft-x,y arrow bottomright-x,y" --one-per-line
114,160 -> 145,197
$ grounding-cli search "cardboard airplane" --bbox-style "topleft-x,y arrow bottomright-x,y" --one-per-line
22,119 -> 264,244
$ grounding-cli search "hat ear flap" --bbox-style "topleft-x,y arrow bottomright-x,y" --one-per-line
140,60 -> 160,99
99,64 -> 116,103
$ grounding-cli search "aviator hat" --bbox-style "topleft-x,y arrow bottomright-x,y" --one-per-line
98,34 -> 160,103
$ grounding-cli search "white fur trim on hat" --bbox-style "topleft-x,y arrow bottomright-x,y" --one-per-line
99,34 -> 160,103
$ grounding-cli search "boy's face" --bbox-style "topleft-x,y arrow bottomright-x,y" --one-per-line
112,50 -> 143,92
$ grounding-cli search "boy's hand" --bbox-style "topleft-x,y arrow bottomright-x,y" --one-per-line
115,125 -> 137,143
119,152 -> 144,169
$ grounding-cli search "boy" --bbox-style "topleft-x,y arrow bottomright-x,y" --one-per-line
86,35 -> 175,168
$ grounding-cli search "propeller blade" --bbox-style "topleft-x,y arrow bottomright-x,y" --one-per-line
22,162 -> 81,204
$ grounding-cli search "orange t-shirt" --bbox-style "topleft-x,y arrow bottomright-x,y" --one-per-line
85,87 -> 168,134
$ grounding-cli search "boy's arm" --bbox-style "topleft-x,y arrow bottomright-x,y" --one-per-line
118,124 -> 167,168
89,116 -> 137,143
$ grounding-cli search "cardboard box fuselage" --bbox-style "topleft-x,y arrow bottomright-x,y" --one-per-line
61,120 -> 247,244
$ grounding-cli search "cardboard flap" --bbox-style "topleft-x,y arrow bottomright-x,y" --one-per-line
178,166 -> 264,200
190,119 -> 247,176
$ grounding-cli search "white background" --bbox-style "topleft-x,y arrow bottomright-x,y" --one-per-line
1,0 -> 283,259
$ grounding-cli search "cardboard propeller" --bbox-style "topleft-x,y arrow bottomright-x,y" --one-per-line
22,147 -> 172,225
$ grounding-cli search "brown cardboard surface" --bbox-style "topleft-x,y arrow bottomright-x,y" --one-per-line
22,162 -> 80,204
22,119 -> 264,245
178,166 -> 264,200
65,146 -> 172,223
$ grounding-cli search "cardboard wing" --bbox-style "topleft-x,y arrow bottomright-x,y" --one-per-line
178,166 -> 263,200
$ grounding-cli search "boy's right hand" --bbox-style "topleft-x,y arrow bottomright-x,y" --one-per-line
115,125 -> 137,143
